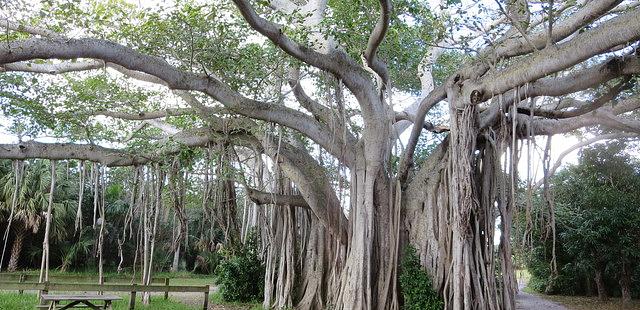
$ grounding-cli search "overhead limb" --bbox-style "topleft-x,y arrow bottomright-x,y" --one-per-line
2,19 -> 63,38
287,68 -> 359,146
492,0 -> 624,59
0,124 -> 256,166
516,77 -> 633,119
534,132 -> 640,188
480,54 -> 640,128
0,142 -> 147,166
230,0 -> 364,84
255,132 -> 349,242
480,7 -> 640,97
144,119 -> 181,135
394,111 -> 449,133
363,0 -> 392,83
526,96 -> 640,135
0,36 -> 355,167
397,86 -> 447,185
1,60 -> 104,74
392,0 -> 619,183
230,0 -> 382,120
246,187 -> 310,209
287,67 -> 333,123
91,108 -> 197,120
399,0 -> 630,156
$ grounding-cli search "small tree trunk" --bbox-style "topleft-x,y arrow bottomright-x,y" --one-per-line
619,262 -> 631,306
594,268 -> 608,301
7,227 -> 25,272
98,166 -> 106,287
39,160 -> 57,283
1,160 -> 23,272
171,245 -> 180,272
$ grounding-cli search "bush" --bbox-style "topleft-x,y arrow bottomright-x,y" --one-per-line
399,245 -> 443,310
193,250 -> 221,274
214,232 -> 264,302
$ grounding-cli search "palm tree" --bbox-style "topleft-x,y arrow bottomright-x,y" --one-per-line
0,160 -> 76,272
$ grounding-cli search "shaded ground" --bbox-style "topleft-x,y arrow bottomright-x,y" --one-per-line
541,295 -> 640,310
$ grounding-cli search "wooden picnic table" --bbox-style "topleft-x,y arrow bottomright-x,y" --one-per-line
40,294 -> 122,310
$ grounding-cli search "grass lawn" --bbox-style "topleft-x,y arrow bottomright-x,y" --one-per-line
0,292 -> 196,310
0,270 -> 260,309
0,292 -> 264,310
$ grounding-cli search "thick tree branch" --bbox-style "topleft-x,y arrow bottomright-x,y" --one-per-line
493,0 -> 624,58
516,77 -> 632,119
2,19 -> 62,38
255,132 -> 349,242
0,142 -> 146,166
397,86 -> 447,185
92,108 -> 197,120
363,0 -> 392,83
231,0 -> 362,82
480,54 -> 640,128
287,68 -> 333,123
1,60 -> 103,74
526,96 -> 640,135
402,0 -> 628,156
394,111 -> 449,133
0,36 -> 355,167
246,187 -> 310,209
230,0 -> 382,120
481,7 -> 640,96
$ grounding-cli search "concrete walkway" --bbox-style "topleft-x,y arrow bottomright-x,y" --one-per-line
516,279 -> 568,310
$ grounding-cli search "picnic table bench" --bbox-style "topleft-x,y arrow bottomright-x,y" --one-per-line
39,294 -> 122,310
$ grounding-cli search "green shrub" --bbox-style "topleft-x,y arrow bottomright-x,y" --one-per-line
399,245 -> 444,310
193,250 -> 222,274
214,232 -> 264,302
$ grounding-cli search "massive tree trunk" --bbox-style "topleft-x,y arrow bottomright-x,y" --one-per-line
334,108 -> 399,310
7,226 -> 25,272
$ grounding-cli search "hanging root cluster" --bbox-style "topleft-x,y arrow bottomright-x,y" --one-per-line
403,87 -> 529,310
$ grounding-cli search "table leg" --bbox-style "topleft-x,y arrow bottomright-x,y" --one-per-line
79,301 -> 101,310
104,300 -> 112,310
58,301 -> 82,310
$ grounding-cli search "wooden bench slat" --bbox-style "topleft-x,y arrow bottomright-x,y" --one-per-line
41,294 -> 122,301
0,281 -> 209,293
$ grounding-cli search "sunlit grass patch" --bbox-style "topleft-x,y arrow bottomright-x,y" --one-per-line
0,292 -> 197,310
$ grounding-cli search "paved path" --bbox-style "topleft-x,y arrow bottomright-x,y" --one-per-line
516,279 -> 568,310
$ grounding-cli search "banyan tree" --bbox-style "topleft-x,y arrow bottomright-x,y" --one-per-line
0,0 -> 639,309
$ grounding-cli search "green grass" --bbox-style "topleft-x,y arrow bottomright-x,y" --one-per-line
0,292 -> 196,310
0,270 -> 261,309
210,291 -> 264,310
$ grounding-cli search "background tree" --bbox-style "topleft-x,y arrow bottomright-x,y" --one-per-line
524,142 -> 640,305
